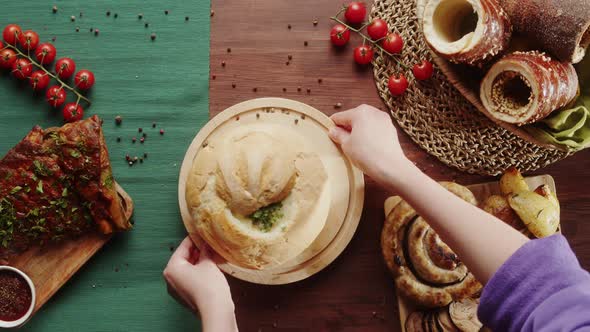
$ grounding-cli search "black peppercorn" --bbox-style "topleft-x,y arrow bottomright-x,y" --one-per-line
185,16 -> 190,21
165,10 -> 169,15
106,10 -> 111,16
145,22 -> 149,28
114,13 -> 118,18
150,33 -> 156,41
144,153 -> 148,158
232,83 -> 236,88
304,41 -> 308,46
116,137 -> 121,142
138,128 -> 143,133
152,122 -> 156,128
138,13 -> 143,19
115,116 -> 122,125
52,5 -> 58,13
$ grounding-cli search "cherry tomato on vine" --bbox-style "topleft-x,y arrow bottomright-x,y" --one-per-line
35,43 -> 57,65
29,70 -> 50,91
55,58 -> 76,80
18,30 -> 39,51
381,33 -> 404,54
353,45 -> 374,65
62,103 -> 84,122
367,19 -> 388,41
74,70 -> 95,90
388,74 -> 408,96
344,2 -> 366,25
46,85 -> 67,108
330,24 -> 351,47
412,60 -> 434,80
0,48 -> 17,69
12,58 -> 33,80
2,24 -> 22,45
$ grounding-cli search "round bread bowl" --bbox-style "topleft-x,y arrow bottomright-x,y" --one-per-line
178,98 -> 365,285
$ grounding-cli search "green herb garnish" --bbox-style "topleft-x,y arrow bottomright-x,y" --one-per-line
70,150 -> 81,158
249,202 -> 284,232
36,180 -> 44,194
33,160 -> 53,177
10,186 -> 22,194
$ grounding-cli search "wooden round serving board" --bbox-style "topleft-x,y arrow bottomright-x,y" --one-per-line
178,98 -> 365,285
414,0 -> 568,152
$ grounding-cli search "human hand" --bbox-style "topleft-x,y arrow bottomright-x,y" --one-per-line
164,237 -> 238,331
329,104 -> 413,186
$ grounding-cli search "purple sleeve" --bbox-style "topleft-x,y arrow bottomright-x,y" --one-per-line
478,234 -> 590,332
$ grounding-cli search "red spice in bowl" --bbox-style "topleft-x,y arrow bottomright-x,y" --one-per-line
0,268 -> 34,326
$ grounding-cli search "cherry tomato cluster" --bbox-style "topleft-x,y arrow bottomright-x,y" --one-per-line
330,3 -> 434,96
1,24 -> 95,122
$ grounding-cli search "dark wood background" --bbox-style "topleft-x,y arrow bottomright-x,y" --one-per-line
209,0 -> 590,330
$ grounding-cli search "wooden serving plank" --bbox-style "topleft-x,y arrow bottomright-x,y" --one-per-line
383,175 -> 557,331
179,97 -> 365,285
7,183 -> 134,315
414,0 -> 569,152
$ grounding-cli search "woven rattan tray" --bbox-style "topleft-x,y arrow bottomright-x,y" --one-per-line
370,0 -> 572,176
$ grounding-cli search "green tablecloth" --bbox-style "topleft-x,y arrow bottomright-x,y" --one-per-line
0,1 -> 210,331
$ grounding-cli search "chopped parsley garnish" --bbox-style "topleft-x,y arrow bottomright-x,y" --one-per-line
10,186 -> 22,195
249,202 -> 284,232
103,174 -> 114,189
70,150 -> 81,158
33,160 -> 53,177
36,180 -> 44,194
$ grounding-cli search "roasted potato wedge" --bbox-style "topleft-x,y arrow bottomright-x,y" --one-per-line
499,167 -> 529,195
508,190 -> 559,238
482,195 -> 525,230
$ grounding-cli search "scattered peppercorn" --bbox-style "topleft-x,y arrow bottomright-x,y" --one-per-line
307,88 -> 311,93
51,37 -> 56,42
160,129 -> 165,135
52,5 -> 58,13
132,137 -> 137,143
318,78 -> 323,83
145,22 -> 149,28
79,12 -> 83,17
142,133 -> 147,138
295,119 -> 299,125
138,128 -> 143,133
210,10 -> 215,17
70,16 -> 76,22
115,116 -> 122,125
106,10 -> 111,16
212,75 -> 216,80
282,88 -> 287,92
169,246 -> 174,252
221,61 -> 226,67
164,10 -> 169,15
150,33 -> 156,41
117,137 -> 121,142
288,55 -> 292,60
236,116 -> 240,121
297,86 -> 302,92
125,154 -> 130,161
75,27 -> 80,32
232,83 -> 236,88
301,114 -> 306,119
94,29 -> 100,36
227,48 -> 231,53
144,153 -> 148,158
152,122 -> 156,128
286,61 -> 290,66
334,102 -> 342,109
253,87 -> 257,92
185,16 -> 190,21
90,27 -> 94,32
313,19 -> 318,26
287,24 -> 292,29
140,158 -> 144,163
256,113 -> 260,119
304,41 -> 308,46
138,13 -> 143,19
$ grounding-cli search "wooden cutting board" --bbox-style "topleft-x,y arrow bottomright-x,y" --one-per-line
6,183 -> 134,315
383,175 -> 557,331
179,97 -> 365,285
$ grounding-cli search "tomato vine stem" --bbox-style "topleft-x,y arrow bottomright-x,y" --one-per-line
329,16 -> 410,70
1,43 -> 91,106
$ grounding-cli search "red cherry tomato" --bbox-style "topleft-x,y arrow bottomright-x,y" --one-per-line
55,58 -> 76,80
12,58 -> 33,80
381,33 -> 404,54
0,48 -> 17,69
344,2 -> 366,25
353,45 -> 374,65
35,43 -> 57,65
388,74 -> 409,96
74,70 -> 95,90
3,24 -> 22,45
367,19 -> 388,41
62,103 -> 84,122
29,70 -> 50,91
46,86 -> 67,108
18,30 -> 39,51
412,60 -> 434,80
330,24 -> 351,47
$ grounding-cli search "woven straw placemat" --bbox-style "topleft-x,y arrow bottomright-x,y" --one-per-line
370,0 -> 571,176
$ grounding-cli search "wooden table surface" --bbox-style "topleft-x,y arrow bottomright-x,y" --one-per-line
209,0 -> 590,330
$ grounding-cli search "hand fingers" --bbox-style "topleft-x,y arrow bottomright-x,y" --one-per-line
198,244 -> 213,261
170,236 -> 196,263
329,126 -> 351,145
330,108 -> 359,128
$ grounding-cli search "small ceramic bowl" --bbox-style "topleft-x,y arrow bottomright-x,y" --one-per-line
0,266 -> 36,329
